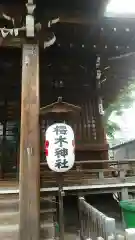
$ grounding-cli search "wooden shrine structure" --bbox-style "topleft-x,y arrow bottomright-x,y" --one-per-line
0,0 -> 135,239
0,0 -> 135,178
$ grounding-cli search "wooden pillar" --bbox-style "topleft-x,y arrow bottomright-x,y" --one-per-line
95,56 -> 105,144
19,44 -> 40,240
121,187 -> 129,229
1,100 -> 7,179
58,187 -> 65,240
121,187 -> 129,200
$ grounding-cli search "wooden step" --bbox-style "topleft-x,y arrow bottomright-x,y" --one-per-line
0,198 -> 18,212
0,196 -> 56,212
0,225 -> 18,240
0,209 -> 56,225
41,209 -> 56,222
0,223 -> 55,239
40,222 -> 55,239
0,212 -> 19,225
0,192 -> 56,239
41,199 -> 56,209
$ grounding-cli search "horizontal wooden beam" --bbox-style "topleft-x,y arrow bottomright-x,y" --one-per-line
0,4 -> 135,27
60,16 -> 96,25
0,4 -> 135,48
0,4 -> 98,24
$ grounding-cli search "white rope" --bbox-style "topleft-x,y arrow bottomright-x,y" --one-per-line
44,34 -> 56,48
108,51 -> 135,60
0,27 -> 22,37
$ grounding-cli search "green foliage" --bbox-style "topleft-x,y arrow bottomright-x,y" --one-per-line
105,120 -> 120,139
104,83 -> 135,138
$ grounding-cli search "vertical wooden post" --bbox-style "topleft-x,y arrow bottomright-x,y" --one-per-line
19,44 -> 40,240
1,100 -> 7,179
58,174 -> 65,240
121,187 -> 129,229
121,187 -> 128,200
58,185 -> 64,240
78,196 -> 85,239
95,56 -> 105,144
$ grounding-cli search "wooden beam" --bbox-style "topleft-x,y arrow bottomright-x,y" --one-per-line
0,3 -> 135,27
19,44 -> 40,240
0,4 -> 97,25
0,3 -> 135,48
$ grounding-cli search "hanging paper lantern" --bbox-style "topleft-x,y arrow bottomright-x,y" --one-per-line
45,123 -> 75,172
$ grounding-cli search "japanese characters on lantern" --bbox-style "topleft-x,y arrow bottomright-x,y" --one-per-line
45,123 -> 75,172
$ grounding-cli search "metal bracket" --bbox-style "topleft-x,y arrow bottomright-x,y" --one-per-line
26,3 -> 36,15
61,191 -> 65,197
25,2 -> 36,37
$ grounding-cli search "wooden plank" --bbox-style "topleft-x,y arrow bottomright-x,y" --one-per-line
19,44 -> 40,240
41,177 -> 135,188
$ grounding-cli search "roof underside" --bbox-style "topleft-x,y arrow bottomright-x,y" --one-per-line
0,0 -> 134,111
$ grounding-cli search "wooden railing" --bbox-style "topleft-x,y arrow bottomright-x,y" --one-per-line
40,159 -> 135,187
83,233 -> 135,240
79,197 -> 135,240
1,159 -> 135,190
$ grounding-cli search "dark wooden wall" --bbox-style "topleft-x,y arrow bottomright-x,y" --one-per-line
41,100 -> 105,143
41,98 -> 108,165
0,46 -> 109,178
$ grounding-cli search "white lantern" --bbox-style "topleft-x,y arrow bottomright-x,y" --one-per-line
45,123 -> 75,172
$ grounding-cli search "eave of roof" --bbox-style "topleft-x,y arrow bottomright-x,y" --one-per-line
111,139 -> 135,150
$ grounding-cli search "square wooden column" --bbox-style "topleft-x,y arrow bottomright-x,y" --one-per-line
19,44 -> 40,240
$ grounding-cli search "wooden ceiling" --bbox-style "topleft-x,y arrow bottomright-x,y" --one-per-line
0,0 -> 134,120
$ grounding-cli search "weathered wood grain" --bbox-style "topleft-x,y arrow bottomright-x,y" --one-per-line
19,44 -> 40,240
